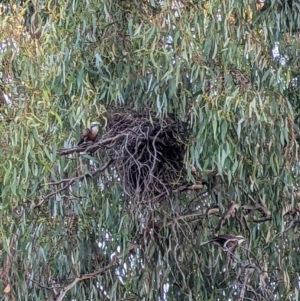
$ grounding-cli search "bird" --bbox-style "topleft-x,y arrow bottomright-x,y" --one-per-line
77,121 -> 101,146
211,234 -> 245,252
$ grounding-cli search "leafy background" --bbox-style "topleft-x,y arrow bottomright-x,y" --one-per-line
0,0 -> 300,300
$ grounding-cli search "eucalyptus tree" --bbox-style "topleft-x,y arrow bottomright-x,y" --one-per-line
0,0 -> 300,300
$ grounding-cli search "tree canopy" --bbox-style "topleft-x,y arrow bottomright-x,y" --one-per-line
1,0 -> 300,300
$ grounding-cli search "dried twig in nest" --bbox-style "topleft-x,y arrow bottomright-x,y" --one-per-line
104,111 -> 189,203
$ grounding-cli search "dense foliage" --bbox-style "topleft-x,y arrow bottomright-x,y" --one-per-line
1,0 -> 300,300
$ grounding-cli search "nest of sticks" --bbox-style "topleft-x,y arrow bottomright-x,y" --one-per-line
58,109 -> 192,203
103,110 -> 189,203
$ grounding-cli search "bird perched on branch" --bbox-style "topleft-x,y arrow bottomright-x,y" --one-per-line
211,234 -> 245,251
77,121 -> 101,146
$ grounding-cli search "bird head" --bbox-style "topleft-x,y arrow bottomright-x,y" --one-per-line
90,121 -> 101,134
235,235 -> 246,245
90,121 -> 100,127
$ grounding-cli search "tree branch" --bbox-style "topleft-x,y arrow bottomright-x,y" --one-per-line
57,134 -> 128,156
35,159 -> 114,208
52,243 -> 137,301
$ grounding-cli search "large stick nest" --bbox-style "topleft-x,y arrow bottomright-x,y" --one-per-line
103,110 -> 189,203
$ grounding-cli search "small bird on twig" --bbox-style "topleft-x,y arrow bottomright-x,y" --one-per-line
211,234 -> 245,251
200,234 -> 245,252
77,121 -> 101,146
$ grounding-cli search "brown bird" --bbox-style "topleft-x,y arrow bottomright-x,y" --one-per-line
77,121 -> 101,146
211,234 -> 245,251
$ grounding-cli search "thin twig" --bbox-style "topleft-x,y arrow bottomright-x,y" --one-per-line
35,159 -> 114,208
53,244 -> 137,301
